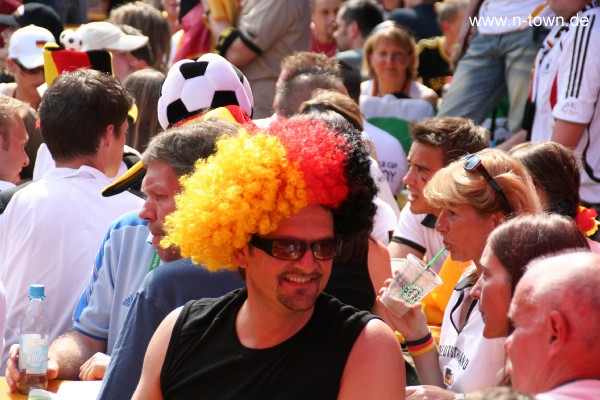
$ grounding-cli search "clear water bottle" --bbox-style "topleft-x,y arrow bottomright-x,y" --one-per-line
16,284 -> 50,394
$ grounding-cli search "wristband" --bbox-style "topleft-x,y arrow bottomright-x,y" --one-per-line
404,331 -> 432,347
215,27 -> 239,57
405,332 -> 435,357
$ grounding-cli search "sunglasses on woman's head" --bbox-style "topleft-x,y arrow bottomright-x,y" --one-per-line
463,154 -> 511,214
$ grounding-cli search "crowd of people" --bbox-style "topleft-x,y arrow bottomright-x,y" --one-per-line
0,0 -> 599,399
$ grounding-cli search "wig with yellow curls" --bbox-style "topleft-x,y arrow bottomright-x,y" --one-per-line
163,118 -> 352,271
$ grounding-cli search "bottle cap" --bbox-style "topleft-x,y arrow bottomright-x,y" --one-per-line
29,284 -> 45,299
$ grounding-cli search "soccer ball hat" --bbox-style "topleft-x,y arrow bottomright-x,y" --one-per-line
103,54 -> 254,197
157,53 -> 254,130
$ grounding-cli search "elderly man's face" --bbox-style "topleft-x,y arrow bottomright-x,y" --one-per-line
139,161 -> 183,262
505,280 -> 549,393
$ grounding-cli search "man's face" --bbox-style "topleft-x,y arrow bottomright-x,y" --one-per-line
505,280 -> 548,393
333,7 -> 352,51
402,142 -> 444,215
139,161 -> 182,262
238,205 -> 335,314
312,0 -> 343,42
0,116 -> 29,184
471,245 -> 513,338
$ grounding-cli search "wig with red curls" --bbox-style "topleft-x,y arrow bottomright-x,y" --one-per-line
163,118 -> 353,271
246,118 -> 349,208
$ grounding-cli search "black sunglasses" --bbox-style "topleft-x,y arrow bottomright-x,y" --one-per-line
14,60 -> 44,75
249,236 -> 342,261
463,154 -> 511,214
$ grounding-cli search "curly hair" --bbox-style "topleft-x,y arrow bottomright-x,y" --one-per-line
424,148 -> 541,218
294,113 -> 376,238
163,118 -> 356,271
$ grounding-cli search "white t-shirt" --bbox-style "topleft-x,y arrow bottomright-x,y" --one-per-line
0,166 -> 143,366
536,380 -> 600,400
478,0 -> 551,35
372,197 -> 396,246
391,204 -> 445,274
530,24 -> 569,143
438,271 -> 506,393
364,120 -> 408,197
551,6 -> 600,203
33,143 -> 137,181
0,181 -> 15,191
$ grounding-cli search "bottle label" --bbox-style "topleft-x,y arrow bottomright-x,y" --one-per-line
18,334 -> 48,375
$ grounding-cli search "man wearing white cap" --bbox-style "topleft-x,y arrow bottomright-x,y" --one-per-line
1,25 -> 55,110
77,21 -> 150,81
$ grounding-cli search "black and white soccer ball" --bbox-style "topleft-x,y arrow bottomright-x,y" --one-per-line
158,53 -> 254,129
59,29 -> 82,51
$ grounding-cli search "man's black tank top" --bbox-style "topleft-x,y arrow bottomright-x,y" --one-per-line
160,289 -> 376,399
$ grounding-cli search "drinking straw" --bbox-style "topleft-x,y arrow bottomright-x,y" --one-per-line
425,246 -> 446,269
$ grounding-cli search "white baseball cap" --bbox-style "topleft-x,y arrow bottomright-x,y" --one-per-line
8,25 -> 56,69
77,22 -> 149,52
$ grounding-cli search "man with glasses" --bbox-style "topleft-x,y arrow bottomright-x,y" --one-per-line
132,118 -> 406,399
2,25 -> 55,110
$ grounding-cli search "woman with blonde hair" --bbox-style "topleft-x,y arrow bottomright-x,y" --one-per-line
379,148 -> 541,398
361,22 -> 437,106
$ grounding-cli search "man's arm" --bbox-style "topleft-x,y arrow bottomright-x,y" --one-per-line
388,241 -> 425,263
132,307 -> 182,400
49,330 -> 107,380
223,37 -> 259,67
551,119 -> 587,150
338,319 -> 406,399
495,129 -> 527,151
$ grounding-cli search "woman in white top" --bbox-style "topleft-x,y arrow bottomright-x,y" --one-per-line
360,22 -> 438,107
379,148 -> 541,398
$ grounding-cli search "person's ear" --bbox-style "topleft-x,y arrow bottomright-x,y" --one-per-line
6,58 -> 18,74
491,210 -> 506,227
102,124 -> 116,148
440,19 -> 451,35
232,246 -> 250,270
546,310 -> 569,354
349,21 -> 360,38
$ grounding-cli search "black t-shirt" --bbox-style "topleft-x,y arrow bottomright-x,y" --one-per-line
417,37 -> 453,96
160,289 -> 376,399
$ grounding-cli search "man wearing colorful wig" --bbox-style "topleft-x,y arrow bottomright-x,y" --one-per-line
132,118 -> 406,399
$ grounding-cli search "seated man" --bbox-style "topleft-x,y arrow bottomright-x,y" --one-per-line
133,118 -> 406,399
507,251 -> 600,398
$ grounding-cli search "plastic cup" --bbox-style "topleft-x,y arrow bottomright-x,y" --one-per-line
380,253 -> 443,317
